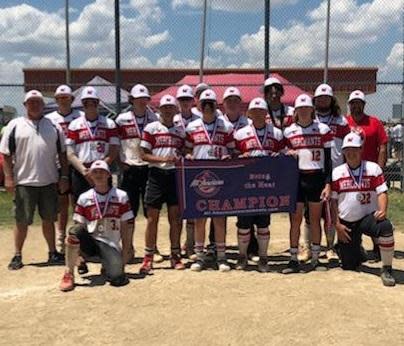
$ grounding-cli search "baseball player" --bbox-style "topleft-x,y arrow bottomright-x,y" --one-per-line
263,77 -> 294,130
331,132 -> 395,286
59,160 -> 133,292
46,85 -> 83,253
346,90 -> 389,262
115,84 -> 160,262
283,94 -> 334,273
185,89 -> 235,272
66,86 -> 120,273
233,97 -> 285,272
138,95 -> 186,274
300,84 -> 351,262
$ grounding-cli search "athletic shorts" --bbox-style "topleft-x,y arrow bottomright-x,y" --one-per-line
68,224 -> 125,283
14,184 -> 58,225
120,165 -> 149,218
71,168 -> 92,202
236,214 -> 271,229
144,167 -> 178,210
297,171 -> 326,203
337,214 -> 393,270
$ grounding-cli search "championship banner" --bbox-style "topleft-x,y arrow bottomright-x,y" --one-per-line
176,156 -> 299,219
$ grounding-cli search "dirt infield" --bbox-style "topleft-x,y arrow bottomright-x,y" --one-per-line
1,214 -> 404,346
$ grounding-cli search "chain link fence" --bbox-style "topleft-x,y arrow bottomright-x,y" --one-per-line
0,0 -> 403,225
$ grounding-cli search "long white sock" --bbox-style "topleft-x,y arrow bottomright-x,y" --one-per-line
237,228 -> 250,257
379,235 -> 394,267
257,228 -> 270,258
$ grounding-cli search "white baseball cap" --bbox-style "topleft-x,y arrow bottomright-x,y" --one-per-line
55,85 -> 73,97
24,90 -> 44,103
195,83 -> 210,95
248,97 -> 268,111
199,89 -> 217,102
264,77 -> 282,88
160,94 -> 177,107
223,87 -> 241,101
90,160 -> 111,173
81,86 -> 99,101
348,90 -> 366,103
176,85 -> 194,99
294,94 -> 313,109
130,84 -> 150,99
342,132 -> 363,149
314,83 -> 333,98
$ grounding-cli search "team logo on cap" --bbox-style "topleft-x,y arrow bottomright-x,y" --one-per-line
347,137 -> 353,142
190,170 -> 224,198
182,88 -> 187,92
301,97 -> 306,102
321,88 -> 327,92
255,100 -> 260,105
166,97 -> 171,101
140,88 -> 145,92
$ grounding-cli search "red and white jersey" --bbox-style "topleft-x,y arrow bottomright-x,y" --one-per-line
45,109 -> 83,138
234,123 -> 285,156
74,187 -> 134,250
115,109 -> 158,166
140,120 -> 186,169
284,120 -> 334,171
186,117 -> 235,160
173,112 -> 201,130
331,161 -> 387,222
222,114 -> 250,131
267,105 -> 294,129
66,115 -> 120,164
316,113 -> 351,167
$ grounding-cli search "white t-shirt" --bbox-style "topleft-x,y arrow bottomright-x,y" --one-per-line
0,116 -> 65,186
73,187 -> 134,250
331,161 -> 387,222
392,124 -> 403,141
284,120 -> 334,171
185,117 -> 234,160
115,109 -> 158,166
66,115 -> 120,165
140,120 -> 186,170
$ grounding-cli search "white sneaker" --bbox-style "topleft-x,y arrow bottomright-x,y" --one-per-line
217,260 -> 231,272
190,261 -> 204,272
154,251 -> 164,263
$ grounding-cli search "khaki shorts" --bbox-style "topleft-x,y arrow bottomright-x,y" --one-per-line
15,184 -> 58,225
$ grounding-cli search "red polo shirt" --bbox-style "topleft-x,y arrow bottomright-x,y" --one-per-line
346,114 -> 388,163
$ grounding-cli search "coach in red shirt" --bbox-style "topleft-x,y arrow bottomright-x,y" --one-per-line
346,90 -> 388,168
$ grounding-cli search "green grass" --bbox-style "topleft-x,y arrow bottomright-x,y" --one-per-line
388,190 -> 404,230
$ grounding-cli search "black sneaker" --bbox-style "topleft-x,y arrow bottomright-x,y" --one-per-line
48,251 -> 65,265
78,262 -> 89,275
8,255 -> 23,270
282,260 -> 300,274
381,266 -> 396,287
308,259 -> 328,272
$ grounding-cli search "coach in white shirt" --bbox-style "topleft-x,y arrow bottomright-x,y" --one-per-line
0,90 -> 69,270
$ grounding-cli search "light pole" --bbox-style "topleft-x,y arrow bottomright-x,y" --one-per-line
115,0 -> 122,115
324,0 -> 331,83
199,0 -> 208,83
65,0 -> 71,85
264,0 -> 270,79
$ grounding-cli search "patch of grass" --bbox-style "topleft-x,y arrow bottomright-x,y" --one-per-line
0,191 -> 15,226
388,190 -> 404,231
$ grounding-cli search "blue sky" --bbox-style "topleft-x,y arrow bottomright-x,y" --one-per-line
0,0 -> 402,117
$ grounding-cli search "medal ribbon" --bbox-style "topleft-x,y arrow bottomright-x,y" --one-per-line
202,119 -> 218,145
346,162 -> 364,190
132,111 -> 148,137
252,125 -> 269,151
83,117 -> 98,140
93,189 -> 113,220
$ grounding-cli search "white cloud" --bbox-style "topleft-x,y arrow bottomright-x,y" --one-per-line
208,0 -> 402,68
172,0 -> 298,12
380,43 -> 403,80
